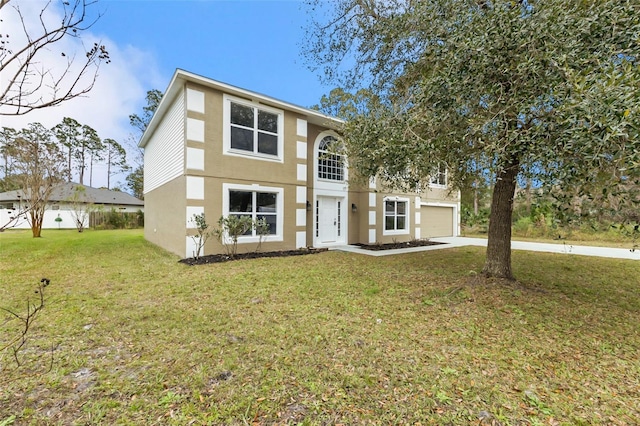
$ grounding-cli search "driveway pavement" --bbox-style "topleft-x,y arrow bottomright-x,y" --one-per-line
334,237 -> 640,260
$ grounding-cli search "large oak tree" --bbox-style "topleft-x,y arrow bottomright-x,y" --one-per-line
305,0 -> 640,279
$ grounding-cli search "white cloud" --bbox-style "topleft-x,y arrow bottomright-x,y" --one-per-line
0,0 -> 164,189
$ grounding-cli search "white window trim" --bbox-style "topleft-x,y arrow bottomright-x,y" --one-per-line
317,136 -> 345,182
222,94 -> 284,163
383,196 -> 410,236
222,183 -> 284,244
313,130 -> 348,189
420,200 -> 461,237
429,164 -> 448,189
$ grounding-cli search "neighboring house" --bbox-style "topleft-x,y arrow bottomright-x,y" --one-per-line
0,183 -> 144,229
140,69 -> 460,258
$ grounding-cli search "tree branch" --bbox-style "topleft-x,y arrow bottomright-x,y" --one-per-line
0,0 -> 110,115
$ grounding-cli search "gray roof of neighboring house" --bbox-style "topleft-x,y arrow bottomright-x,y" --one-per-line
0,183 -> 144,206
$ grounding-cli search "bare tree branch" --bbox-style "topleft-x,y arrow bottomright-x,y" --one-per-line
0,0 -> 110,116
1,278 -> 50,367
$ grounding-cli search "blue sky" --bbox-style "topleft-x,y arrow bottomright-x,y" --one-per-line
93,0 -> 331,108
1,0 -> 335,188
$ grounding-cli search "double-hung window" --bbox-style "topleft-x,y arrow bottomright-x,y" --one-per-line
224,96 -> 283,160
384,199 -> 409,234
430,164 -> 447,187
223,183 -> 284,242
229,191 -> 277,235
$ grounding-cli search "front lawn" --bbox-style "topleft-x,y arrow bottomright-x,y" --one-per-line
1,230 -> 638,424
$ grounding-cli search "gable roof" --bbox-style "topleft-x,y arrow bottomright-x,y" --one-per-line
139,69 -> 344,148
0,183 -> 144,206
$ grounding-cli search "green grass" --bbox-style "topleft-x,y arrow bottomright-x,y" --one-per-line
1,229 -> 639,425
463,220 -> 639,249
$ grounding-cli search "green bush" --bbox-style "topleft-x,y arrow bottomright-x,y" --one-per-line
106,209 -> 126,229
461,206 -> 490,233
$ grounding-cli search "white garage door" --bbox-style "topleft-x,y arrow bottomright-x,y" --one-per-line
421,206 -> 454,237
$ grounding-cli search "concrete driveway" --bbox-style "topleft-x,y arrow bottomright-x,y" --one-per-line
335,237 -> 640,260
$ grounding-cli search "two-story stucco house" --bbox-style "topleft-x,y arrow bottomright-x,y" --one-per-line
139,69 -> 460,258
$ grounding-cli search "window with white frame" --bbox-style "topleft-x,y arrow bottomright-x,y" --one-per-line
223,183 -> 284,242
430,163 -> 447,187
317,136 -> 344,181
384,199 -> 408,234
224,96 -> 283,159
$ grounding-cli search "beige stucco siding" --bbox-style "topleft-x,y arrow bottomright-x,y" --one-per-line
368,191 -> 418,244
193,177 -> 301,255
142,71 -> 460,257
187,87 -> 302,187
421,186 -> 458,203
144,176 -> 187,257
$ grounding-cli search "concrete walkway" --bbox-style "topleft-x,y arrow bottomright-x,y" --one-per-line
333,237 -> 640,260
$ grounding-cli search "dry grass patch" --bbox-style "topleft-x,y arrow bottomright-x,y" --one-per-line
1,230 -> 639,425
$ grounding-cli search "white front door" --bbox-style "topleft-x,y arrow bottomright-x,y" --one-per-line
317,196 -> 344,245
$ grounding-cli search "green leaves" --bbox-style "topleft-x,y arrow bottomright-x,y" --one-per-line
307,0 -> 640,191
306,0 -> 640,277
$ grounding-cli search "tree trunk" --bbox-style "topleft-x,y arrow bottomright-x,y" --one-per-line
68,150 -> 73,182
473,178 -> 479,215
482,161 -> 519,279
30,209 -> 43,238
79,146 -> 85,184
107,151 -> 111,189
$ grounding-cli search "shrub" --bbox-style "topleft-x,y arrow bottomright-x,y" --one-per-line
189,213 -> 214,259
213,216 -> 254,258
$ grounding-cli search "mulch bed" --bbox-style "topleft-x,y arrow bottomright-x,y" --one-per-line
180,239 -> 445,265
354,239 -> 446,251
180,247 -> 328,265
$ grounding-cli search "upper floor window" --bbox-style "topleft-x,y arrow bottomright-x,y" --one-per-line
430,163 -> 447,187
224,95 -> 283,161
317,136 -> 344,181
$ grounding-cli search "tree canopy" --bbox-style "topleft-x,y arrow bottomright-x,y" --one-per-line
305,0 -> 640,279
9,123 -> 67,237
126,89 -> 163,200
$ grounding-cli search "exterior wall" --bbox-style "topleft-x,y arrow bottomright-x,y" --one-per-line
142,74 -> 461,257
304,121 -> 461,246
144,90 -> 185,194
179,83 -> 314,257
193,85 -> 301,187
306,124 -> 353,247
145,176 -> 187,257
192,177 -> 301,255
367,190 -> 419,244
0,203 -> 143,230
0,208 -> 83,230
347,190 -> 362,244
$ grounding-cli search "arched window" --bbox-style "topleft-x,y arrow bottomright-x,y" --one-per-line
317,136 -> 344,181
